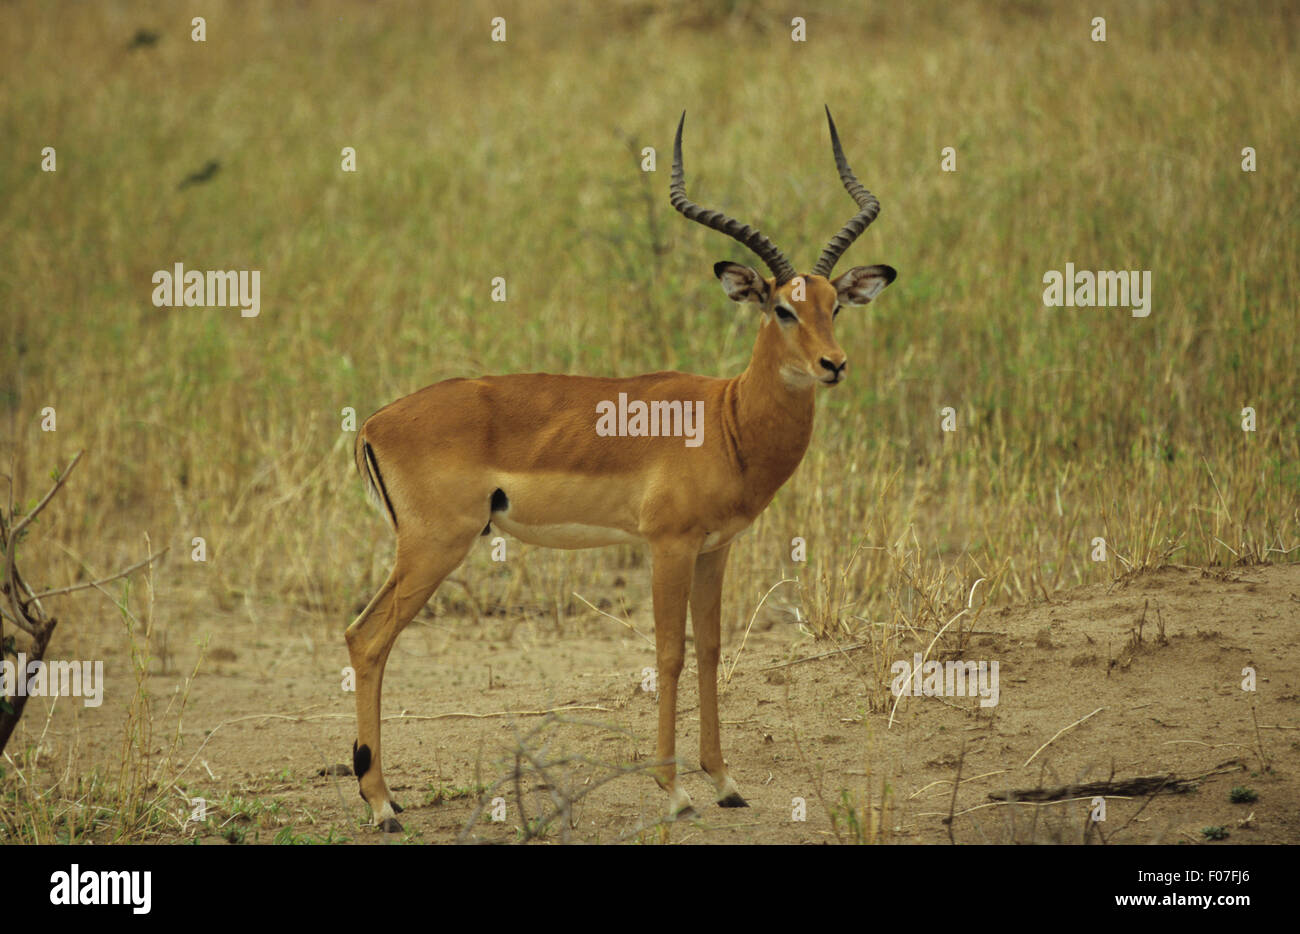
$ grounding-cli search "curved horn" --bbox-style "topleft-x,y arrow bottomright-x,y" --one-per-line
670,112 -> 797,286
811,106 -> 881,278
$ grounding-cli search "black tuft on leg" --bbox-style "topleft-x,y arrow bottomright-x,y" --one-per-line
353,741 -> 371,779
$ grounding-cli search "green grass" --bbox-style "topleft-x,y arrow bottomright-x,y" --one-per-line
1,0 -> 1295,645
425,781 -> 489,806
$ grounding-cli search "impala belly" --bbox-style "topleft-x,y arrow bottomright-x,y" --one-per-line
702,515 -> 753,551
493,515 -> 749,551
491,514 -> 643,549
487,472 -> 645,549
485,469 -> 752,551
701,528 -> 732,550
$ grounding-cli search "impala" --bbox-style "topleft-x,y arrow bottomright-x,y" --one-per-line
346,108 -> 896,830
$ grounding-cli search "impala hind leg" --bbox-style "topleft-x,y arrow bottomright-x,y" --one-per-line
649,541 -> 699,818
691,544 -> 747,807
345,530 -> 477,832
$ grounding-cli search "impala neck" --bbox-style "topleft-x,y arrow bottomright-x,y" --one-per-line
729,315 -> 817,498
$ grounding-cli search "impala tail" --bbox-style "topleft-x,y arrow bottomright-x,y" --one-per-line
355,431 -> 398,531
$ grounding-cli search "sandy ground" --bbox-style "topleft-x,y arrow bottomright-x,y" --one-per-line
16,563 -> 1299,844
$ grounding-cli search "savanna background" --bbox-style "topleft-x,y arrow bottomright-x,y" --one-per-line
1,0 -> 1296,844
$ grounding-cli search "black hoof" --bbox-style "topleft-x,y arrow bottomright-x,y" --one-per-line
672,805 -> 700,822
718,792 -> 749,808
379,817 -> 403,833
391,801 -> 404,814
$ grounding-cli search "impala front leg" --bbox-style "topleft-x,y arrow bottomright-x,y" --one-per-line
649,540 -> 698,818
691,543 -> 747,807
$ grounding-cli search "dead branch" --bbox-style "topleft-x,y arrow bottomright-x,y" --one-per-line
0,451 -> 163,754
987,773 -> 1198,802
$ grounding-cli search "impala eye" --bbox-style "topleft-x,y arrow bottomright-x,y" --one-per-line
832,305 -> 841,319
775,306 -> 797,322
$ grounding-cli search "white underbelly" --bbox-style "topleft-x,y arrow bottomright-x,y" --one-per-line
701,530 -> 730,549
492,516 -> 644,550
701,524 -> 751,550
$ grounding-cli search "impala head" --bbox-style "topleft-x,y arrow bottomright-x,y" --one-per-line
671,107 -> 897,389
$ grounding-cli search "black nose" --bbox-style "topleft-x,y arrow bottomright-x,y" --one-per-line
819,357 -> 846,376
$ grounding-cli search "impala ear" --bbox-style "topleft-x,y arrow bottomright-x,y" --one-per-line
833,264 -> 897,305
714,261 -> 770,304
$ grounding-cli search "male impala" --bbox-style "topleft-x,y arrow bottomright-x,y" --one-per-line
346,108 -> 896,830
